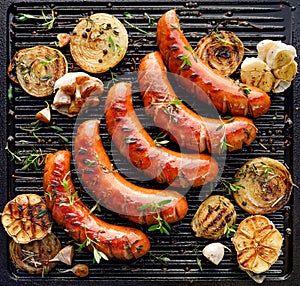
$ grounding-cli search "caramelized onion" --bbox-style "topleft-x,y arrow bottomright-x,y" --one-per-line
233,157 -> 293,214
70,13 -> 128,73
195,30 -> 244,76
8,46 -> 68,97
9,232 -> 61,275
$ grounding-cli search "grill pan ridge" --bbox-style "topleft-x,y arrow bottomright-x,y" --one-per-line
0,0 -> 299,285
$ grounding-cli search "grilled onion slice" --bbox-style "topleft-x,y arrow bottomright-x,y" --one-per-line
233,157 -> 293,214
8,46 -> 68,97
9,232 -> 61,275
70,13 -> 128,73
232,215 -> 283,274
195,30 -> 244,76
191,195 -> 236,240
2,194 -> 52,244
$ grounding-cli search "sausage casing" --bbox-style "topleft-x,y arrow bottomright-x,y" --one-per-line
43,150 -> 150,260
105,81 -> 219,187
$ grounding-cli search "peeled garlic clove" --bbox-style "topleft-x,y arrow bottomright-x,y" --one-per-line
202,242 -> 230,265
49,245 -> 74,265
36,102 -> 51,123
272,79 -> 291,93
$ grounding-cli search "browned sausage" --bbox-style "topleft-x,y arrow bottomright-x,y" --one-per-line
74,119 -> 188,225
105,81 -> 219,188
43,150 -> 150,260
156,9 -> 271,118
138,52 -> 257,153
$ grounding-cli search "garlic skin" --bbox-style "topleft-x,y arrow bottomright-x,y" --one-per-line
202,242 -> 230,265
49,245 -> 74,265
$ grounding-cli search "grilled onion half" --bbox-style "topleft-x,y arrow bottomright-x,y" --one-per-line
233,157 -> 293,214
232,215 -> 283,274
9,232 -> 61,275
191,195 -> 236,240
70,13 -> 128,73
195,30 -> 244,76
2,194 -> 52,244
8,46 -> 68,97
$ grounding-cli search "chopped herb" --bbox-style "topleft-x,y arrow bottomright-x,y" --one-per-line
108,36 -> 115,52
184,45 -> 198,62
180,55 -> 192,68
40,75 -> 53,81
8,87 -> 13,103
171,23 -> 178,29
123,19 -> 151,35
224,223 -> 238,238
123,12 -> 135,19
37,209 -> 48,218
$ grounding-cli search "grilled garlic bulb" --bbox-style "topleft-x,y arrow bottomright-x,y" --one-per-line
195,30 -> 244,76
1,194 -> 52,244
240,40 -> 297,93
191,195 -> 236,240
232,215 -> 283,274
52,72 -> 104,117
232,157 -> 293,214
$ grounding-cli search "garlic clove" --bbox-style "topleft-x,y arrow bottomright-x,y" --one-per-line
36,102 -> 51,123
202,242 -> 230,265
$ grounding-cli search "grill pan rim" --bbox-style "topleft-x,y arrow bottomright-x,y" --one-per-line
0,0 -> 299,285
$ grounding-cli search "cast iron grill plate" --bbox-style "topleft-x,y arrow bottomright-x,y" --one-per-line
1,1 -> 299,285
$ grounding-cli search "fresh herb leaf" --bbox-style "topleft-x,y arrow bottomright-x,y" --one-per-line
219,178 -> 245,195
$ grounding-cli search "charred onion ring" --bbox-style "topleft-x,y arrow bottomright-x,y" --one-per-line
233,157 -> 293,214
70,13 -> 128,73
8,46 -> 68,97
195,30 -> 244,76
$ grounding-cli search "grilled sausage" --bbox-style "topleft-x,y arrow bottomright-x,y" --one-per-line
138,52 -> 257,153
105,82 -> 219,188
156,9 -> 271,118
43,150 -> 150,260
74,119 -> 188,225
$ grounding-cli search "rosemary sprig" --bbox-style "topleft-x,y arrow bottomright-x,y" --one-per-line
137,200 -> 172,235
76,226 -> 109,264
17,9 -> 56,30
5,142 -> 22,162
219,178 -> 245,195
20,148 -> 49,171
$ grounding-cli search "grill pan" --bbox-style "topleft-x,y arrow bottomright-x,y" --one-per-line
0,0 -> 299,285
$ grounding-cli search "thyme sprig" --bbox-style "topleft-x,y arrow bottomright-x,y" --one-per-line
76,226 -> 109,264
154,131 -> 169,147
193,245 -> 203,271
150,94 -> 182,124
149,251 -> 170,265
137,200 -> 172,235
219,178 -> 245,195
59,178 -> 78,206
17,9 -> 56,30
5,144 -> 48,171
218,136 -> 234,153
